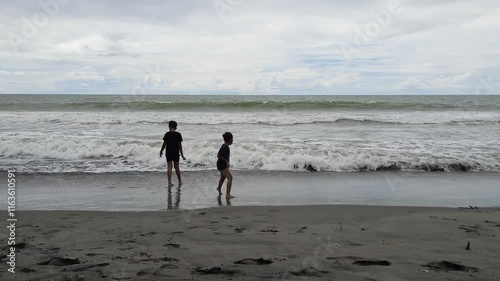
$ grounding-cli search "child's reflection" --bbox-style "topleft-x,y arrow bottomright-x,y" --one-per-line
167,186 -> 181,210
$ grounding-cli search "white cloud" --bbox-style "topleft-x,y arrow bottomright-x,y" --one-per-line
0,0 -> 499,95
399,73 -> 474,90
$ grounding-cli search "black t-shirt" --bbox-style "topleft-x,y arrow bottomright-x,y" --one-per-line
217,144 -> 230,163
163,131 -> 183,156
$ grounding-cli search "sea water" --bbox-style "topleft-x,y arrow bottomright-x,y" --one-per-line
1,95 -> 499,174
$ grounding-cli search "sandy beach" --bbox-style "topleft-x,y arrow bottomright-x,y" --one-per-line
2,205 -> 499,280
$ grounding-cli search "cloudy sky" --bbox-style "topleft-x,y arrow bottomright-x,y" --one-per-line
0,0 -> 498,95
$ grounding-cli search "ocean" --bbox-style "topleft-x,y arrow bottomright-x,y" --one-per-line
1,94 -> 499,174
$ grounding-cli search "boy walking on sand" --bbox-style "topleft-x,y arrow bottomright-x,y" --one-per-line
217,132 -> 234,198
160,121 -> 186,187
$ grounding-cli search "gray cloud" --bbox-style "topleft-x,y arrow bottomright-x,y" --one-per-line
0,0 -> 498,95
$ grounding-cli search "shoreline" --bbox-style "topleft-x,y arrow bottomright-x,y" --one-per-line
2,171 -> 499,211
1,205 -> 499,280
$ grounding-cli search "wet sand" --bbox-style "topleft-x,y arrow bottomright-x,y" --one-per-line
1,205 -> 499,280
3,171 -> 500,211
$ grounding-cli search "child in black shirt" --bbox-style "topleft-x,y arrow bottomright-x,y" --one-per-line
160,121 -> 186,187
217,132 -> 234,198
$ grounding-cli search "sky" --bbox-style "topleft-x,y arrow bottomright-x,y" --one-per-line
0,0 -> 499,95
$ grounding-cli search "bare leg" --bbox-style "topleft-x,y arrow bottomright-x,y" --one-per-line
221,168 -> 234,198
174,161 -> 182,186
167,161 -> 174,187
217,173 -> 225,195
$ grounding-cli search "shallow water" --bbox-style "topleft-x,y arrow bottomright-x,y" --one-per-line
2,171 -> 499,211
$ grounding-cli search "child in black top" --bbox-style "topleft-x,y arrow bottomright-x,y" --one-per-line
160,121 -> 186,187
217,132 -> 234,198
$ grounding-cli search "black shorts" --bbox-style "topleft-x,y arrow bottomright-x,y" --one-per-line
166,153 -> 180,162
217,159 -> 228,171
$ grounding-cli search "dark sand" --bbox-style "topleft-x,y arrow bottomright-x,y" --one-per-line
1,205 -> 499,280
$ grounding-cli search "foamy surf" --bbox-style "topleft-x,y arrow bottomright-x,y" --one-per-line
1,133 -> 499,173
1,95 -> 499,174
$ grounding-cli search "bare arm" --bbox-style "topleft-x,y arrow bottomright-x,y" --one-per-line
160,141 -> 166,157
179,143 -> 186,160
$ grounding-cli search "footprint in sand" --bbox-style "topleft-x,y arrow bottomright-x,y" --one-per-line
14,241 -> 27,249
353,260 -> 391,266
42,229 -> 60,235
164,243 -> 180,248
458,225 -> 481,233
327,256 -> 391,266
85,253 -> 106,257
38,257 -> 80,266
137,257 -> 179,263
194,266 -> 238,276
19,268 -> 36,273
260,229 -> 279,233
423,261 -> 479,272
234,258 -> 273,265
296,227 -> 307,233
151,264 -> 179,277
41,247 -> 60,254
71,263 -> 110,271
117,239 -> 137,244
289,266 -> 329,277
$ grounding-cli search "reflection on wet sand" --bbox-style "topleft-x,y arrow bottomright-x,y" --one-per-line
218,195 -> 232,206
167,186 -> 234,210
167,186 -> 181,210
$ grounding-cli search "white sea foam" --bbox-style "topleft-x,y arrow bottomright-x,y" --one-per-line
1,111 -> 500,128
1,96 -> 499,174
1,131 -> 499,173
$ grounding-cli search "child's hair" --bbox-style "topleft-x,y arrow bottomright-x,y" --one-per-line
169,120 -> 177,129
223,132 -> 233,142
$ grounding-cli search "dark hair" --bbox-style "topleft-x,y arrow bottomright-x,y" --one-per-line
169,120 -> 177,129
223,132 -> 233,142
